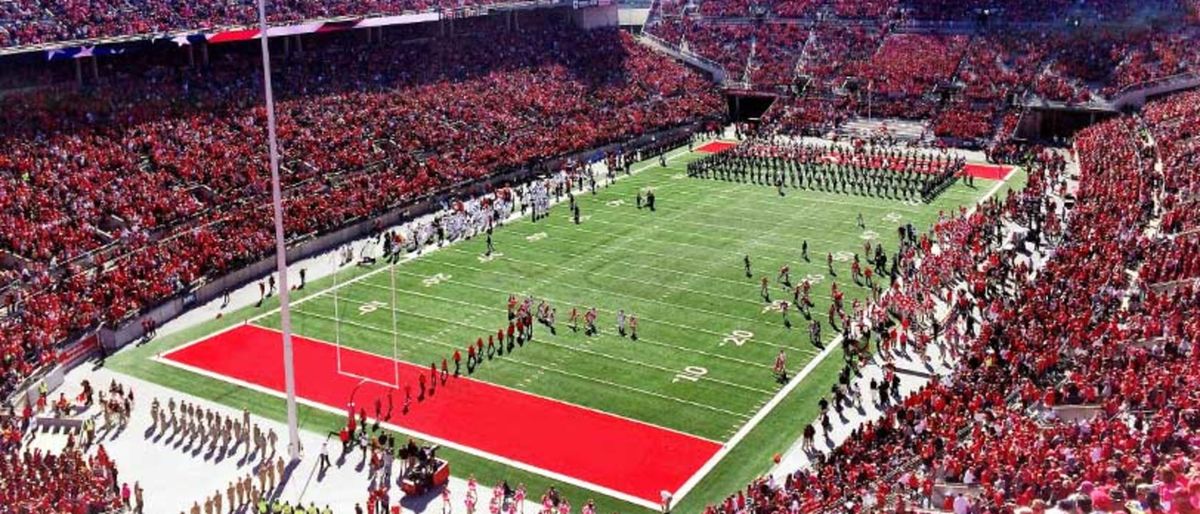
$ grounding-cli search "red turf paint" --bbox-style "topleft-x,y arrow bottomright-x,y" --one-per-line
963,163 -> 1012,181
164,324 -> 721,503
696,141 -> 737,153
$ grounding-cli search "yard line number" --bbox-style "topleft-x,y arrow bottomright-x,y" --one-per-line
719,329 -> 754,347
672,366 -> 709,383
422,273 -> 452,287
358,300 -> 388,316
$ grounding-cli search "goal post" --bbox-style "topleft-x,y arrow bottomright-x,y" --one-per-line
331,248 -> 402,390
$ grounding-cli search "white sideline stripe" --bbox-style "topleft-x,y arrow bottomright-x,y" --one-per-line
671,331 -> 839,504
152,350 -> 664,511
289,308 -> 756,420
668,163 -> 1022,506
310,290 -> 776,396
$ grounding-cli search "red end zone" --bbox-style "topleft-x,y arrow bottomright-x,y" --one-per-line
963,163 -> 1012,181
696,141 -> 737,153
163,324 -> 720,504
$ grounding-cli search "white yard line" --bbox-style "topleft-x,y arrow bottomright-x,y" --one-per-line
670,328 -> 840,503
351,281 -> 774,370
445,240 -> 841,303
237,145 -> 698,329
287,307 -> 761,417
300,291 -> 776,396
381,264 -> 819,356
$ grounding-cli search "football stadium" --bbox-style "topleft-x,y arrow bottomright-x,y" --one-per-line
1,1 -> 1198,513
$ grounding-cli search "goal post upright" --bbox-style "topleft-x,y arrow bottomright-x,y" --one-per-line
389,260 -> 401,388
333,252 -> 343,375
255,0 -> 301,463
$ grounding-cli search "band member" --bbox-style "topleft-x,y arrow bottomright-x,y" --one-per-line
773,348 -> 788,381
584,307 -> 598,336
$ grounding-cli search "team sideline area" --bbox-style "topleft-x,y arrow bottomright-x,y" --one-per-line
2,2 -> 1199,514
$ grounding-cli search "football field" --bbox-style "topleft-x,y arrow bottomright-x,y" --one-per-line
117,143 -> 1024,512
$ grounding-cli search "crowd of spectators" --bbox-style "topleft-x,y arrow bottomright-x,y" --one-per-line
931,34 -> 1047,142
691,0 -> 898,18
747,23 -> 809,86
1144,90 -> 1200,237
761,97 -> 848,136
1138,89 -> 1200,287
653,18 -> 756,81
708,89 -> 1200,513
901,0 -> 1183,22
0,20 -> 722,400
699,0 -> 761,18
0,0 -> 521,48
1,405 -> 124,512
850,33 -> 968,117
647,0 -> 1200,146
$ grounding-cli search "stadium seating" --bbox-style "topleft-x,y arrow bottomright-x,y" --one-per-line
0,24 -> 722,400
0,0 -> 502,48
707,90 -> 1200,513
3,0 -> 1200,510
645,0 -> 1200,147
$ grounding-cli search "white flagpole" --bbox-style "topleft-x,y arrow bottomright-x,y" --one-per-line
255,0 -> 301,462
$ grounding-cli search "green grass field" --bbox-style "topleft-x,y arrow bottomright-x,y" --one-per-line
108,143 -> 1025,513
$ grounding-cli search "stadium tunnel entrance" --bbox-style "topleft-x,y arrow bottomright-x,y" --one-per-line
726,92 -> 776,127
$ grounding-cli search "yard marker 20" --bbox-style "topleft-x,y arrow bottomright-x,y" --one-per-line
719,330 -> 754,347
